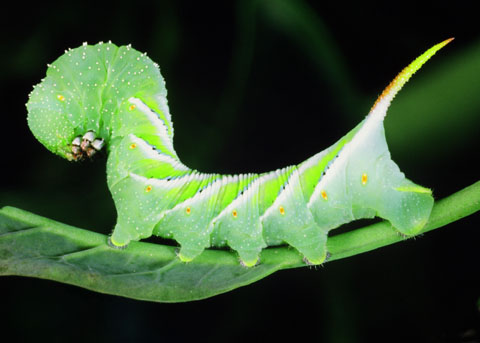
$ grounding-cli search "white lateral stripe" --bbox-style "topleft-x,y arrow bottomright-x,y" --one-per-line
297,149 -> 329,175
260,166 -> 297,221
213,167 -> 292,222
129,134 -> 190,172
154,93 -> 173,132
308,105 -> 386,207
128,97 -> 175,154
162,173 -> 227,214
209,174 -> 247,223
129,170 -> 214,188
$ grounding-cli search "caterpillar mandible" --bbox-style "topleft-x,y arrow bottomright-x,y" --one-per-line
26,39 -> 452,267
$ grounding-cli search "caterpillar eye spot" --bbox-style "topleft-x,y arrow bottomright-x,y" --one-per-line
129,143 -> 137,149
279,206 -> 285,215
321,190 -> 328,200
145,185 -> 152,192
232,210 -> 238,218
186,207 -> 191,214
362,173 -> 368,185
57,94 -> 65,101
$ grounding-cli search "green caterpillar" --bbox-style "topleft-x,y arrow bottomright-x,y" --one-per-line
26,39 -> 452,267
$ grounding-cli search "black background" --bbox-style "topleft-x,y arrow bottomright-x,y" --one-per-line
1,1 -> 479,342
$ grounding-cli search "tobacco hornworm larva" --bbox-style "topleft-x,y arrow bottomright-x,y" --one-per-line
26,39 -> 452,267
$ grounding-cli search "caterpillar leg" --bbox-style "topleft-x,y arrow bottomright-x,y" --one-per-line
108,172 -> 185,247
69,131 -> 105,161
285,224 -> 329,265
263,219 -> 329,265
109,223 -> 135,248
213,220 -> 266,267
379,179 -> 434,236
211,207 -> 266,267
362,154 -> 434,236
154,213 -> 212,263
261,169 -> 329,265
107,235 -> 129,249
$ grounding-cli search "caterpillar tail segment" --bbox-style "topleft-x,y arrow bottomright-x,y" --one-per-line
370,38 -> 454,117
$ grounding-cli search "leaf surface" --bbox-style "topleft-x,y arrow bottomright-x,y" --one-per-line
1,181 -> 479,302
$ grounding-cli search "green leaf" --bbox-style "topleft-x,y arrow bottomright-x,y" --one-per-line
1,181 -> 479,302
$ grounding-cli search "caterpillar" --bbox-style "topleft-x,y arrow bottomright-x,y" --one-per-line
26,39 -> 452,267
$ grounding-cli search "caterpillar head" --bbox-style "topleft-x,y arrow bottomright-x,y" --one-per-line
27,85 -> 95,161
26,42 -> 115,161
26,41 -> 173,161
27,87 -> 105,161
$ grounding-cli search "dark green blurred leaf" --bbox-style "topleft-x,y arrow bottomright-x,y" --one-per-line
386,38 -> 480,157
258,0 -> 361,114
